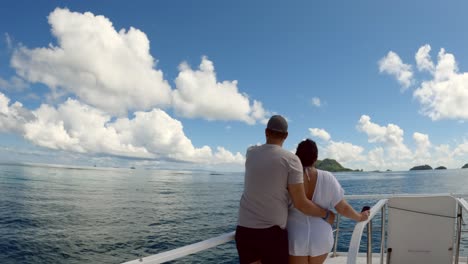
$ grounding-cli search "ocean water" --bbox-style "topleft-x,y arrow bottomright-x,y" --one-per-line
0,163 -> 467,264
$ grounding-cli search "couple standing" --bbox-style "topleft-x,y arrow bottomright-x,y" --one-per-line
235,115 -> 369,264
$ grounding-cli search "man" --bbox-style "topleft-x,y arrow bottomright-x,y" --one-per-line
235,115 -> 335,264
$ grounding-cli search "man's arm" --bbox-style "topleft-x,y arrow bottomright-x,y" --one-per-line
288,183 -> 335,224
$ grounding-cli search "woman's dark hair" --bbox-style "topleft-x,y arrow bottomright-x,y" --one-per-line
295,139 -> 318,167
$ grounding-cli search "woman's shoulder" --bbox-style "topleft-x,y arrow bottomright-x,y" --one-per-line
317,169 -> 335,179
317,169 -> 340,185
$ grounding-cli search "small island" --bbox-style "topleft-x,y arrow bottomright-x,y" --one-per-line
463,163 -> 468,169
435,166 -> 447,170
409,165 -> 433,171
315,158 -> 353,172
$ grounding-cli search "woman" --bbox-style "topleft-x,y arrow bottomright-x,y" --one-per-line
287,139 -> 369,264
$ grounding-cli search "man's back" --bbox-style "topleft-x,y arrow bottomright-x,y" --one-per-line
238,144 -> 303,229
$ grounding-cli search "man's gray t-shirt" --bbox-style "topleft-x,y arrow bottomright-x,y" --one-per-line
238,144 -> 303,229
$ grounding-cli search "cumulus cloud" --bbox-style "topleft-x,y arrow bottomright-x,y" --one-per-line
311,97 -> 321,107
11,8 -> 172,116
322,141 -> 365,164
0,92 -> 34,133
453,141 -> 468,157
0,76 -> 28,92
172,57 -> 269,124
10,8 -> 270,125
357,115 -> 411,159
21,98 -> 244,164
413,48 -> 468,121
379,51 -> 413,89
413,132 -> 431,157
309,128 -> 331,141
306,128 -> 364,166
367,147 -> 386,169
415,44 -> 435,72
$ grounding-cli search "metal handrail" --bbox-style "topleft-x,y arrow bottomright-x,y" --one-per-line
346,199 -> 388,264
455,198 -> 468,264
122,194 -> 468,264
121,232 -> 235,264
345,193 -> 468,200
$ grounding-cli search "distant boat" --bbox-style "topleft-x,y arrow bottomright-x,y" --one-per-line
130,166 -> 136,170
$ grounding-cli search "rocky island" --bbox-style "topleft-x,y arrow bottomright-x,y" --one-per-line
435,166 -> 447,170
315,158 -> 353,172
409,165 -> 433,171
463,164 -> 468,169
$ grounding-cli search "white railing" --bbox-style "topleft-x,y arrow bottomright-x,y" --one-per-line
121,193 -> 468,264
346,199 -> 388,264
121,231 -> 235,264
456,198 -> 468,264
346,196 -> 468,264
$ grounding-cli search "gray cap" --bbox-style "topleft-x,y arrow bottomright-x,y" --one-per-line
267,115 -> 288,133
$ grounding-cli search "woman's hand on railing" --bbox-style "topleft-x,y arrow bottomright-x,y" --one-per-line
358,210 -> 370,222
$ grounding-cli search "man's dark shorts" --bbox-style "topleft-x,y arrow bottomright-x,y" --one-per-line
235,225 -> 288,264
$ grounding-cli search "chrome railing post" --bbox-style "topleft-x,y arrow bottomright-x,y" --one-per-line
367,219 -> 372,264
455,204 -> 462,264
333,214 -> 341,257
380,204 -> 385,264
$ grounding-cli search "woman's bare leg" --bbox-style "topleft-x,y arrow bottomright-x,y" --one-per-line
289,255 -> 308,264
308,253 -> 328,264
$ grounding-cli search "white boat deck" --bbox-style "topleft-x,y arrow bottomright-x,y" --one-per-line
325,253 -> 468,263
326,253 -> 382,264
122,194 -> 468,264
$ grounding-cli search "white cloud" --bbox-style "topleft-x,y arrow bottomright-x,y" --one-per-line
21,98 -> 244,164
415,44 -> 435,72
379,51 -> 413,89
306,128 -> 364,167
9,8 -> 269,125
367,147 -> 386,169
432,144 -> 455,168
0,92 -> 34,133
453,141 -> 468,157
4,33 -> 12,50
213,147 -> 245,164
306,115 -> 468,171
323,141 -> 365,164
357,115 -> 411,159
413,48 -> 468,121
0,76 -> 28,92
413,132 -> 431,157
172,57 -> 269,124
311,97 -> 321,107
309,128 -> 331,141
11,8 -> 172,116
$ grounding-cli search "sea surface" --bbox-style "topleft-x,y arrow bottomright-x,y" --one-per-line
0,163 -> 467,263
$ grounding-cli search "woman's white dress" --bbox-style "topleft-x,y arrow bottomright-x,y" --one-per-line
287,169 -> 344,256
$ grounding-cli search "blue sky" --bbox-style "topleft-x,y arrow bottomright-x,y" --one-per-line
1,0 -> 468,171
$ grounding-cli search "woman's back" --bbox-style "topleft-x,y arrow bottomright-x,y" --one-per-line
287,169 -> 344,257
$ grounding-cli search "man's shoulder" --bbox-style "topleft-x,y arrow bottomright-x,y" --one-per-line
247,144 -> 298,161
247,144 -> 261,151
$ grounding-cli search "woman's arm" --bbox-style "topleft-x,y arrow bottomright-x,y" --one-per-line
334,199 -> 369,222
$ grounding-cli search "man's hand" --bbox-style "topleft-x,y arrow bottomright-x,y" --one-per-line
326,210 -> 336,225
